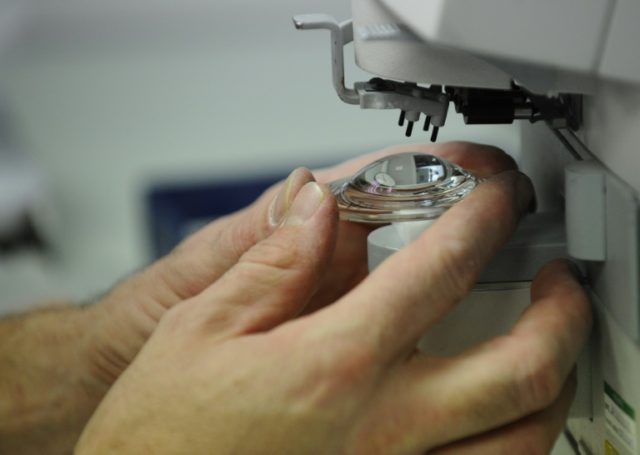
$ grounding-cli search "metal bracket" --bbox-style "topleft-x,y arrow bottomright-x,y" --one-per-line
292,14 -> 450,140
292,14 -> 359,105
356,79 -> 449,129
293,13 -> 581,141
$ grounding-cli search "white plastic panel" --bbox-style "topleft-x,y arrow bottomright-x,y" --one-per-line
378,0 -> 614,74
584,81 -> 640,194
565,162 -> 606,261
599,2 -> 640,84
352,0 -> 512,89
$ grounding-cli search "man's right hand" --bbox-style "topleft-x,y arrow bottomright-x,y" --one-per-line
77,144 -> 591,454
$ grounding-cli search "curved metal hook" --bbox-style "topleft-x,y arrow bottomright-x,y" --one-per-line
293,14 -> 359,105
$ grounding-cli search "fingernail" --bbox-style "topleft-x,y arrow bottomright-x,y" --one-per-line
269,169 -> 308,226
515,172 -> 535,215
284,182 -> 325,226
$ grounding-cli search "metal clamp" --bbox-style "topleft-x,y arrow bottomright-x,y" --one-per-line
293,13 -> 450,141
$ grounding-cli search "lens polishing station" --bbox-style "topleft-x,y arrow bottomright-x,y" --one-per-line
1,2 -> 639,454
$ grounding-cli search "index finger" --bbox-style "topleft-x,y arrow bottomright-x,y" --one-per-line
373,260 -> 592,449
325,169 -> 534,361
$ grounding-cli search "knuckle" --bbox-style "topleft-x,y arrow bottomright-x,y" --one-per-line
242,238 -> 301,273
157,302 -> 191,335
160,298 -> 237,338
301,335 -> 379,401
331,342 -> 378,383
430,237 -> 477,302
482,180 -> 519,222
266,325 -> 376,407
515,344 -> 564,412
234,240 -> 303,289
226,213 -> 262,257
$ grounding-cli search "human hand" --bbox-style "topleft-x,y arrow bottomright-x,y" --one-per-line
84,142 -> 515,387
77,144 -> 591,454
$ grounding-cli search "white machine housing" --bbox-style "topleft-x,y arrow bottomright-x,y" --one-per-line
296,1 -> 640,454
359,0 -> 640,93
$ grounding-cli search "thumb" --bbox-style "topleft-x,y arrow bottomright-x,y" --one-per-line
113,168 -> 316,311
187,181 -> 338,338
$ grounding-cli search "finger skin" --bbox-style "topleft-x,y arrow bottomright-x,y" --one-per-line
302,220 -> 372,314
430,370 -> 577,455
319,169 -> 533,362
167,183 -> 339,340
359,260 -> 591,451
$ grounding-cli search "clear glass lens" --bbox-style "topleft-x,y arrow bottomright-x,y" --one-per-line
329,152 -> 477,223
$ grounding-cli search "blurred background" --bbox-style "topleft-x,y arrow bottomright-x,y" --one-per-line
0,0 -> 519,314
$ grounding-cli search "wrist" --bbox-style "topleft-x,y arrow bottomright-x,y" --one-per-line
0,303 -> 109,454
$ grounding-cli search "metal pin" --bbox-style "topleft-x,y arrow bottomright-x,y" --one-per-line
423,115 -> 431,132
398,110 -> 406,126
430,126 -> 439,142
406,121 -> 414,137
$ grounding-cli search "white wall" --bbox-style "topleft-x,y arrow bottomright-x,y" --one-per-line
0,0 -> 519,311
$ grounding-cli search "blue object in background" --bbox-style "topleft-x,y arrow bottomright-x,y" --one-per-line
146,173 -> 286,259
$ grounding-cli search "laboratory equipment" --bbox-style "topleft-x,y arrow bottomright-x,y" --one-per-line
295,1 -> 640,454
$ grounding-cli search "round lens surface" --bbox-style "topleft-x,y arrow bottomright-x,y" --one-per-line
329,152 -> 477,223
